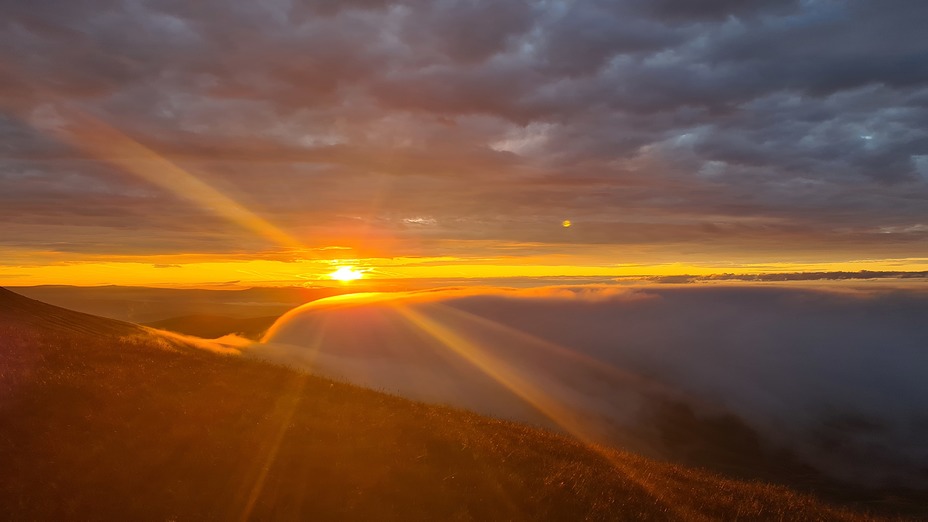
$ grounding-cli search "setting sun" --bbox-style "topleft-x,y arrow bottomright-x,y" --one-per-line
329,266 -> 364,282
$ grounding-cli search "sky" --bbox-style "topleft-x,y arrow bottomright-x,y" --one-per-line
2,0 -> 928,286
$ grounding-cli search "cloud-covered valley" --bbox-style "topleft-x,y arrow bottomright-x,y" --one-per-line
242,284 -> 928,489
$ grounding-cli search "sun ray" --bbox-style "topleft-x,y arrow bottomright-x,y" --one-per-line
393,303 -> 701,519
428,303 -> 683,400
45,108 -> 305,251
232,322 -> 328,521
0,64 -> 304,254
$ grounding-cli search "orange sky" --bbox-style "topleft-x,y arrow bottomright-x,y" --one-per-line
3,252 -> 928,288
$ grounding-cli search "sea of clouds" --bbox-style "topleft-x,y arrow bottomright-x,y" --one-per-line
236,284 -> 928,488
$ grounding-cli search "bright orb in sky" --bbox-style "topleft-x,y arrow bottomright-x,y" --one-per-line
329,266 -> 364,282
562,220 -> 572,228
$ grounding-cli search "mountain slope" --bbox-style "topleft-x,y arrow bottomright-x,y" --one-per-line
0,287 -> 882,520
0,286 -> 140,336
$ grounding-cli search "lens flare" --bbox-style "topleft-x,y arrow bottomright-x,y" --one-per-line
1,65 -> 303,253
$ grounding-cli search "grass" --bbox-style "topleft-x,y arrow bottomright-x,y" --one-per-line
0,287 -> 896,520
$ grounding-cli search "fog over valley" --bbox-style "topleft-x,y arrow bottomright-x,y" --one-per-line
206,284 -> 928,489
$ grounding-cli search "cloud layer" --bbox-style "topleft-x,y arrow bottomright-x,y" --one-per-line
253,285 -> 928,488
2,0 -> 928,263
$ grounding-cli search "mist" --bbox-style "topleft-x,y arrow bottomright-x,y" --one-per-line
245,285 -> 928,488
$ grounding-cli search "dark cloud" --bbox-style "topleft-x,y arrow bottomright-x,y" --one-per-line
400,0 -> 535,64
629,0 -> 802,22
1,0 -> 927,261
538,2 -> 686,76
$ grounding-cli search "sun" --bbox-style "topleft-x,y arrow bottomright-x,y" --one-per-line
329,266 -> 364,282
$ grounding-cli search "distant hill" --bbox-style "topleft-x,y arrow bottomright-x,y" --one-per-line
0,287 -> 889,520
144,314 -> 279,339
0,286 -> 140,336
8,285 -> 347,323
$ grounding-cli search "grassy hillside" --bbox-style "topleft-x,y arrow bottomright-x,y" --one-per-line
0,287 -> 889,520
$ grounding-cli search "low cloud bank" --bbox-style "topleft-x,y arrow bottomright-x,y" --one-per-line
637,270 -> 928,284
145,327 -> 253,355
250,285 -> 928,488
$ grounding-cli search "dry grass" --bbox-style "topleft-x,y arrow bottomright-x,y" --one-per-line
0,288 -> 897,520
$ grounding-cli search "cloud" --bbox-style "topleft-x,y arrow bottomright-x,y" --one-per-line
145,326 -> 252,355
639,270 -> 928,283
248,285 -> 928,488
630,0 -> 802,22
1,0 -> 928,262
